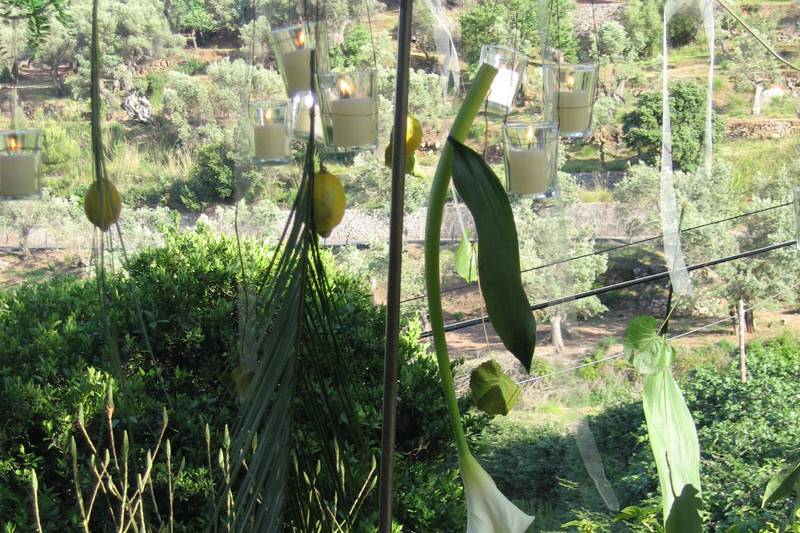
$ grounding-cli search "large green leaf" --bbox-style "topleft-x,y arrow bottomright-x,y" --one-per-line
626,316 -> 702,531
449,138 -> 536,371
455,231 -> 478,283
469,359 -> 521,416
762,460 -> 800,507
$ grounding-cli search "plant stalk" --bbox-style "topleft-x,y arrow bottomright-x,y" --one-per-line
424,63 -> 497,460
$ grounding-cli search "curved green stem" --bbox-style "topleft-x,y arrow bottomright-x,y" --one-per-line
424,64 -> 496,461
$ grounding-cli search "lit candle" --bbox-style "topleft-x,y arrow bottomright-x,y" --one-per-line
0,134 -> 38,197
329,77 -> 376,148
487,64 -> 520,110
282,29 -> 313,95
557,75 -> 592,135
253,108 -> 287,161
507,126 -> 550,195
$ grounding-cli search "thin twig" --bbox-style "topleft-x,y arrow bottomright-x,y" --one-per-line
716,0 -> 800,72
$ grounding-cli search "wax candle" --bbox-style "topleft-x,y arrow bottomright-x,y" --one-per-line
507,148 -> 549,195
557,90 -> 592,135
283,48 -> 313,95
254,123 -> 287,161
487,67 -> 520,110
329,79 -> 376,148
0,152 -> 38,197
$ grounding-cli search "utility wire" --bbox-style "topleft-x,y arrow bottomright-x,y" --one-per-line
402,201 -> 791,305
515,278 -> 800,385
419,239 -> 797,338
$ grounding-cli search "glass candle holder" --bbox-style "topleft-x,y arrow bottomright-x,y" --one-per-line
480,45 -> 528,115
502,122 -> 559,199
270,21 -> 329,97
250,101 -> 291,165
543,63 -> 598,138
317,69 -> 378,154
290,92 -> 323,138
0,129 -> 41,198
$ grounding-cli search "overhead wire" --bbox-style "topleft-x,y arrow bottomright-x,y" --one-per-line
420,238 -> 798,338
401,201 -> 792,305
515,277 -> 800,386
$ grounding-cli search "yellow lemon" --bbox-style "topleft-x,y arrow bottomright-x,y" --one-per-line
405,114 -> 423,156
84,179 -> 122,231
313,171 -> 345,238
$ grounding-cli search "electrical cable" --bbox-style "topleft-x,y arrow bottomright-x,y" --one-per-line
419,239 -> 797,338
401,201 -> 791,305
515,278 -> 800,385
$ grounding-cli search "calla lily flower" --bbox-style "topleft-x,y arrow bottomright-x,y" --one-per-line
462,452 -> 534,533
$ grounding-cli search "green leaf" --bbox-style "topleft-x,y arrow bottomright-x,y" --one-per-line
665,484 -> 703,533
762,460 -> 800,508
454,231 -> 478,283
469,359 -> 521,416
643,368 -> 702,529
449,138 -> 536,371
625,315 -> 673,375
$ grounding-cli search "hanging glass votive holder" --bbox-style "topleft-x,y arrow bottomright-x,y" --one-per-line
317,69 -> 378,154
0,129 -> 42,198
479,45 -> 528,115
502,122 -> 559,199
290,92 -> 323,138
270,21 -> 329,98
543,63 -> 598,138
250,101 -> 291,165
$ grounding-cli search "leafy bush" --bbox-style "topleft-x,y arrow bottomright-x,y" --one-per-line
0,228 -> 487,531
179,141 -> 238,209
622,80 -> 723,172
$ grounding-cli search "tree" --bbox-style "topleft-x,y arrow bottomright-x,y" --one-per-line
514,174 -> 608,353
723,14 -> 781,116
622,0 -> 662,58
596,21 -> 630,65
173,0 -> 215,48
622,80 -> 721,173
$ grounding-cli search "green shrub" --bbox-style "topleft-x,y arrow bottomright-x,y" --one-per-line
179,141 -> 237,209
0,228 -> 487,531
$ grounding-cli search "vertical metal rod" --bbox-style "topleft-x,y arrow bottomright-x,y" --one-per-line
379,0 -> 413,530
738,298 -> 747,383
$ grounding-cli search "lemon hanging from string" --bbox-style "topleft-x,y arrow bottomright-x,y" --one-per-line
385,114 -> 423,170
313,171 -> 345,238
84,179 -> 122,231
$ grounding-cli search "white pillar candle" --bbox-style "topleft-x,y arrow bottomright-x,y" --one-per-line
329,97 -> 376,147
254,124 -> 287,160
557,90 -> 592,135
507,148 -> 549,195
0,153 -> 38,197
487,68 -> 520,109
282,48 -> 313,95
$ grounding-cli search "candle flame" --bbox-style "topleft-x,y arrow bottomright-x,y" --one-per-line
6,134 -> 20,152
264,107 -> 273,122
526,125 -> 534,145
337,77 -> 354,98
565,74 -> 575,91
293,28 -> 305,48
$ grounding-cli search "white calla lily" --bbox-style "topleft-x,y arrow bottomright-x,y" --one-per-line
462,453 -> 534,533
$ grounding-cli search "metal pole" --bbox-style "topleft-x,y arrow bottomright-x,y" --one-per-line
379,1 -> 413,531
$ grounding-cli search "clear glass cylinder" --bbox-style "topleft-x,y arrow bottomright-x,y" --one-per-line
502,122 -> 559,199
317,69 -> 378,154
250,101 -> 291,165
290,92 -> 323,139
270,22 -> 329,97
543,63 -> 598,138
480,45 -> 528,115
0,129 -> 42,198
